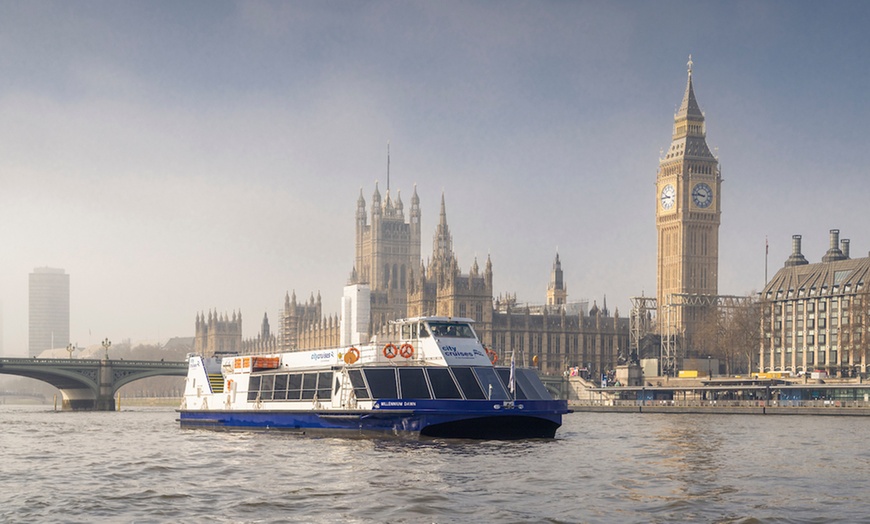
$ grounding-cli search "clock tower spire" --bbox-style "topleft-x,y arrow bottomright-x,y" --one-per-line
656,56 -> 722,362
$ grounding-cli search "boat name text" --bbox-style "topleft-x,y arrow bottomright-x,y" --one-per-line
377,401 -> 417,407
440,345 -> 476,359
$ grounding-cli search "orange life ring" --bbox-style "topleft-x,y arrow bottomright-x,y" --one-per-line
344,347 -> 360,365
485,347 -> 498,364
399,343 -> 414,358
383,343 -> 398,359
226,379 -> 234,390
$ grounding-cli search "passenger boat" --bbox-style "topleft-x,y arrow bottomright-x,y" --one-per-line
179,316 -> 568,439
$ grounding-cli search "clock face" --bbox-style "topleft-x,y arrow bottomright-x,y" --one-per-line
692,182 -> 713,208
660,184 -> 675,210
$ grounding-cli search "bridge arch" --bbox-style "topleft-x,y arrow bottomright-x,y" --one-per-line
0,358 -> 188,410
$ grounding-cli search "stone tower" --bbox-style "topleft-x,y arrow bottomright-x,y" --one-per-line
655,56 -> 721,349
351,181 -> 422,330
407,195 -> 493,341
547,252 -> 567,306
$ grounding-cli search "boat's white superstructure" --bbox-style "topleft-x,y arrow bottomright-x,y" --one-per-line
179,317 -> 566,439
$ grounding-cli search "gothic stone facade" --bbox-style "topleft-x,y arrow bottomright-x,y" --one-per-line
270,185 -> 628,377
656,56 -> 722,352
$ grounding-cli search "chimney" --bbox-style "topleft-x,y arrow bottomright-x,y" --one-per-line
784,235 -> 809,267
822,229 -> 846,262
841,239 -> 850,259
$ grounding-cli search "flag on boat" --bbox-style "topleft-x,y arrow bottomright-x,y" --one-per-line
509,350 -> 516,395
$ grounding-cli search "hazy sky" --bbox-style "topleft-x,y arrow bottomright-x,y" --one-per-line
2,1 -> 869,355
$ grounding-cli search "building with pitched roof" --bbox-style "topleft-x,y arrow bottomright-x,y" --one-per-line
761,230 -> 870,375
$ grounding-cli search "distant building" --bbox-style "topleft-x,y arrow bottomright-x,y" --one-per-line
193,181 -> 629,377
761,230 -> 870,376
194,311 -> 243,357
28,267 -> 70,357
270,185 -> 628,377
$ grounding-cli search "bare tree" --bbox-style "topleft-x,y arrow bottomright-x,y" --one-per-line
725,298 -> 761,375
846,290 -> 870,376
694,297 -> 761,376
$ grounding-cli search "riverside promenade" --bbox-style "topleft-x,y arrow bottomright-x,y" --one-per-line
566,375 -> 870,416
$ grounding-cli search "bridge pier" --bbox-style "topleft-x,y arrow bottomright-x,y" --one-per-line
60,387 -> 114,411
96,359 -> 115,411
58,360 -> 116,410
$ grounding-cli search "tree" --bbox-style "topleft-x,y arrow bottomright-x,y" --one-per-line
693,296 -> 761,376
725,298 -> 761,375
846,289 -> 870,376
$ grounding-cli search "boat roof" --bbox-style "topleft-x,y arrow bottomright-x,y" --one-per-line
390,316 -> 476,325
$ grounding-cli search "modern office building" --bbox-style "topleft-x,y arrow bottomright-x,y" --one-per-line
29,267 -> 70,356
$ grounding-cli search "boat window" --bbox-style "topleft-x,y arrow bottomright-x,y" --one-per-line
273,374 -> 289,400
260,375 -> 275,400
451,367 -> 486,399
418,324 -> 430,338
427,322 -> 475,338
363,368 -> 398,399
247,375 -> 261,401
401,324 -> 412,340
334,376 -> 341,396
301,373 -> 318,400
495,368 -> 528,399
347,369 -> 370,400
318,372 -> 333,400
492,368 -> 552,400
473,367 -> 510,400
287,373 -> 303,400
398,368 -> 431,399
426,368 -> 462,399
518,369 -> 552,399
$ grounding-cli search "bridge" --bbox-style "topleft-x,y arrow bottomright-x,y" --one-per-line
0,391 -> 47,402
0,357 -> 188,411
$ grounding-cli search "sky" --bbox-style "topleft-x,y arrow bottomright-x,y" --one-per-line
1,1 -> 869,355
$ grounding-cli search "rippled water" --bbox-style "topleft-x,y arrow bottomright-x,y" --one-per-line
2,405 -> 869,523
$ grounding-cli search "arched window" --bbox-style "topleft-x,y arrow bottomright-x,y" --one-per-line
392,264 -> 398,289
401,265 -> 407,290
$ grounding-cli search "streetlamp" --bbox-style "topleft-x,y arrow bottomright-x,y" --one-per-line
102,338 -> 111,360
67,343 -> 75,359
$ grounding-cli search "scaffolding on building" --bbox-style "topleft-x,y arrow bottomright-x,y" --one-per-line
631,293 -> 756,376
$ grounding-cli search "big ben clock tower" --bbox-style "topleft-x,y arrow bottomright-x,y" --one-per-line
656,56 -> 721,353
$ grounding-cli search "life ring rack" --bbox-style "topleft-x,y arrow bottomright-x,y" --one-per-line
399,343 -> 414,359
344,347 -> 360,365
383,343 -> 399,359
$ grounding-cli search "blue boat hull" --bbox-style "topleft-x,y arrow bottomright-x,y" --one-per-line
179,399 -> 567,439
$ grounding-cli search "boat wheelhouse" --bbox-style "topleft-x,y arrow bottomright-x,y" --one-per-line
179,316 -> 567,439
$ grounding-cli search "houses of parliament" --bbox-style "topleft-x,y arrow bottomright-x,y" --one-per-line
195,57 -> 727,377
196,182 -> 630,377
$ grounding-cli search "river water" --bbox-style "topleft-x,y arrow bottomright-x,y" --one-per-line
1,405 -> 868,523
